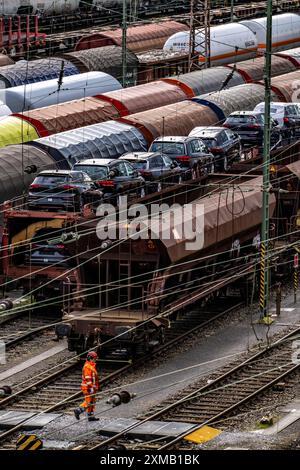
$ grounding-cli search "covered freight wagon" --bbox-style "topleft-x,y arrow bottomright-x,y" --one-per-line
0,116 -> 39,148
100,81 -> 188,116
75,21 -> 188,53
13,97 -> 121,137
226,55 -> 297,82
276,47 -> 300,66
266,69 -> 300,101
7,81 -> 188,145
193,83 -> 280,120
0,145 -> 58,203
0,71 -> 121,113
60,46 -> 138,86
119,101 -> 219,144
29,121 -> 148,166
162,67 -> 245,97
0,59 -> 79,88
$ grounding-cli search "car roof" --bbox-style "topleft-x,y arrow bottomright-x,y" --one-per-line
255,102 -> 290,108
120,151 -> 167,161
73,158 -> 115,166
229,111 -> 263,116
190,127 -> 225,136
152,136 -> 190,143
38,170 -> 75,176
37,170 -> 92,180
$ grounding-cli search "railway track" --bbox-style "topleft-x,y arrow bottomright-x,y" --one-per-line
0,312 -> 59,351
0,299 -> 242,448
41,1 -> 300,53
89,326 -> 300,450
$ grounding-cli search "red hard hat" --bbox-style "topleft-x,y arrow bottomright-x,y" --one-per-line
87,351 -> 98,361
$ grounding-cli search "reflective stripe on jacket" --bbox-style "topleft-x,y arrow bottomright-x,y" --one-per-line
81,360 -> 99,389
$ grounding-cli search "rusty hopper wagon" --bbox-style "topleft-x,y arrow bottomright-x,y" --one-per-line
61,175 -> 276,355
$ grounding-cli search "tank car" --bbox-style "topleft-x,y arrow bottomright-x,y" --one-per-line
0,0 -> 80,16
163,23 -> 258,65
241,13 -> 300,53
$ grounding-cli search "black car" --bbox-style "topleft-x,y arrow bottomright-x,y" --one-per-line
73,158 -> 145,204
223,111 -> 281,147
149,136 -> 214,178
24,228 -> 72,268
188,127 -> 241,171
27,170 -> 94,212
254,102 -> 300,140
119,151 -> 185,193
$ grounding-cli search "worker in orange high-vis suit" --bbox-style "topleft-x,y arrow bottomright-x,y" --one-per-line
74,351 -> 99,422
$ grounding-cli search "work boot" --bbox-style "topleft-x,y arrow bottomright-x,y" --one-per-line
88,415 -> 99,422
74,407 -> 83,420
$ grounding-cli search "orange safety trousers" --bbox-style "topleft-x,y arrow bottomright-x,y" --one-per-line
80,388 -> 96,414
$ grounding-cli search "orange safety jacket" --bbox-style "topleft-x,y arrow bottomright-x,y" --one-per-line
81,360 -> 99,392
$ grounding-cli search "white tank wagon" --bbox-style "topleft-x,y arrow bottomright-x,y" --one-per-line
241,13 -> 300,53
163,23 -> 257,65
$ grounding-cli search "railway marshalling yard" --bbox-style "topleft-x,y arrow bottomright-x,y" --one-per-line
0,3 -> 300,454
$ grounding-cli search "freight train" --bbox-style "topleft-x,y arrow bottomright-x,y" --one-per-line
0,0 -> 190,16
0,0 -> 284,17
0,51 -> 298,150
163,13 -> 300,64
1,64 -> 300,202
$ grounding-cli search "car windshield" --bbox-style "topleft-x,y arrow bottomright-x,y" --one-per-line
286,104 -> 300,115
201,138 -> 218,148
132,161 -> 147,170
227,115 -> 257,123
151,142 -> 185,155
270,106 -> 283,114
73,165 -> 108,180
33,175 -> 71,185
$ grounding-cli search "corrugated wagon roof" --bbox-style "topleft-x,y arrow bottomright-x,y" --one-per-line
0,116 -> 39,147
119,101 -> 219,143
0,58 -> 79,88
15,97 -> 120,137
0,145 -> 57,203
30,121 -> 148,166
163,67 -> 245,97
101,80 -> 188,116
75,21 -> 188,53
60,46 -> 138,76
267,69 -> 300,101
193,84 -> 279,120
227,55 -> 296,83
